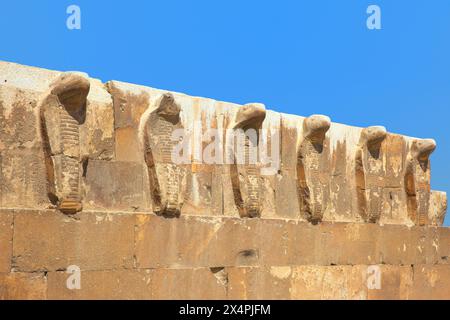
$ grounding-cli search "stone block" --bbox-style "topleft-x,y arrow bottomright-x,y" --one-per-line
367,265 -> 412,300
291,266 -> 367,300
273,172 -> 301,220
0,273 -> 47,300
115,126 -> 142,162
151,268 -> 227,300
84,160 -> 148,212
81,94 -> 115,160
135,215 -> 260,269
438,227 -> 450,264
0,211 -> 13,273
227,266 -> 292,300
135,214 -> 450,269
12,210 -> 135,272
409,265 -> 450,300
0,148 -> 49,209
429,191 -> 447,226
47,270 -> 152,300
377,224 -> 440,265
0,85 -> 41,151
107,81 -> 151,163
315,223 -> 380,265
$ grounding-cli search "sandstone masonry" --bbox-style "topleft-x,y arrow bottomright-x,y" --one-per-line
0,61 -> 448,299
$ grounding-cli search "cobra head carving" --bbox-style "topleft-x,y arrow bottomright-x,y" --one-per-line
144,92 -> 184,218
411,139 -> 436,162
41,72 -> 91,214
229,103 -> 266,218
405,138 -> 436,226
233,103 -> 266,130
297,114 -> 331,224
303,115 -> 331,144
155,93 -> 181,122
361,126 -> 387,157
355,126 -> 387,223
51,72 -> 90,115
361,126 -> 387,148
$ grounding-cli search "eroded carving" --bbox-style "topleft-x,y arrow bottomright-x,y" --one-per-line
428,191 -> 447,226
405,139 -> 436,226
143,93 -> 185,217
297,115 -> 331,224
355,126 -> 387,223
39,73 -> 90,214
6,63 -> 446,225
230,103 -> 266,218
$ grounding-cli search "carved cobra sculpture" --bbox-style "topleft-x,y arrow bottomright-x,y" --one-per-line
143,93 -> 185,218
355,126 -> 387,223
230,103 -> 266,218
297,115 -> 331,224
404,139 -> 436,226
40,72 -> 90,214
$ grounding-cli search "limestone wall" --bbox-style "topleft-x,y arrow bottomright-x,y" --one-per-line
0,61 -> 448,299
0,209 -> 449,299
0,61 -> 447,225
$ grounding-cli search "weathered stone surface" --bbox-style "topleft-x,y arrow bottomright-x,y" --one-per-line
0,62 -> 114,211
135,214 -> 450,268
135,214 -> 259,269
0,62 -> 114,163
151,268 -> 228,300
0,86 -> 40,151
81,85 -> 115,161
429,190 -> 447,226
222,169 -> 241,217
143,93 -> 187,217
314,223 -> 380,265
115,127 -> 141,162
1,62 -> 449,300
0,148 -> 49,209
0,212 -> 13,273
47,270 -> 152,300
273,115 -> 301,220
355,126 -> 387,223
274,174 -> 301,220
376,224 -> 440,265
2,265 -> 448,300
107,81 -> 151,162
181,97 -> 226,217
258,110 -> 279,218
229,103 -> 267,218
290,266 -> 368,300
379,134 -> 409,225
366,265 -> 412,300
438,226 -> 450,263
297,115 -> 331,224
228,266 -> 293,300
0,61 -> 447,224
47,268 -> 227,300
409,265 -> 450,300
229,265 -> 450,300
326,123 -> 361,223
84,160 -> 148,212
0,273 -> 47,300
107,81 -> 152,130
405,139 -> 436,226
12,210 -> 135,272
39,73 -> 90,214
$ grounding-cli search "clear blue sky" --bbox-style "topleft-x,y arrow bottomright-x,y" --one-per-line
1,1 -> 449,225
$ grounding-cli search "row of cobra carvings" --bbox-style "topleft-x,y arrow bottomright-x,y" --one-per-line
38,73 -> 444,226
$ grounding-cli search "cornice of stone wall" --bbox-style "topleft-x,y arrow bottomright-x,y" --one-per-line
0,61 -> 447,226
